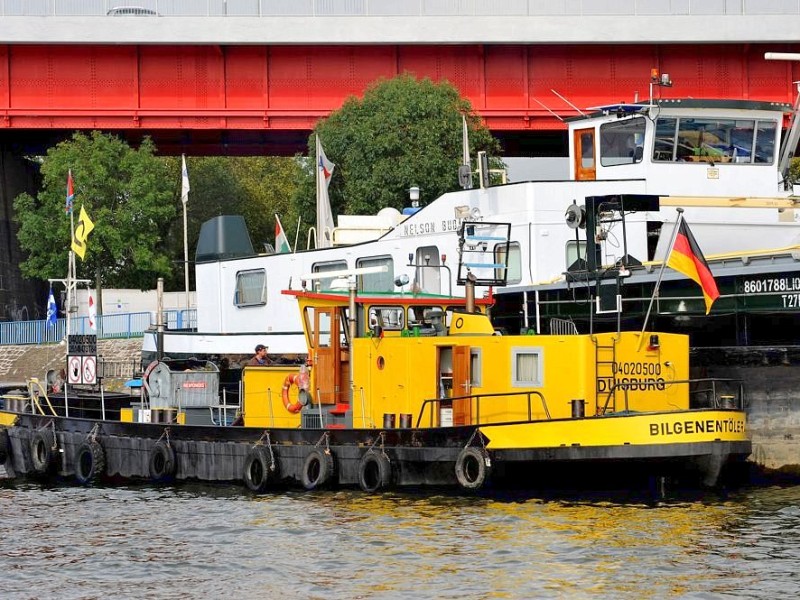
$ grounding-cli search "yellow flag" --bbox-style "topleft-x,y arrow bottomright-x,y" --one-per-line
71,204 -> 95,260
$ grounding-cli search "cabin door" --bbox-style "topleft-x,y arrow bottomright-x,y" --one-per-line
452,345 -> 472,426
573,128 -> 597,180
312,307 -> 343,405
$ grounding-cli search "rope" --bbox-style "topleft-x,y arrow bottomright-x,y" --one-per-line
256,430 -> 277,472
87,423 -> 100,443
313,431 -> 331,455
155,427 -> 172,448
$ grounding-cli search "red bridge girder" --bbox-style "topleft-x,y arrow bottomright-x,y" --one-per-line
2,42 -> 798,153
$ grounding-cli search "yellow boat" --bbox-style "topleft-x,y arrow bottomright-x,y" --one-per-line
0,281 -> 749,492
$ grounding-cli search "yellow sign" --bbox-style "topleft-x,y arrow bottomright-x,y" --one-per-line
71,204 -> 95,260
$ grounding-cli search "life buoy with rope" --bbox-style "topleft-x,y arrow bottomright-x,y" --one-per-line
281,367 -> 310,414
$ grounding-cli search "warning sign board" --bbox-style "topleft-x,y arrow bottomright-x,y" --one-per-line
82,356 -> 97,385
67,355 -> 82,384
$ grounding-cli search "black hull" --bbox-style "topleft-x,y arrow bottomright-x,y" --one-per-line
1,413 -> 750,493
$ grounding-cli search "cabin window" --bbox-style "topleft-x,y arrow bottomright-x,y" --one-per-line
234,269 -> 266,307
356,256 -> 394,292
470,348 -> 482,388
494,241 -> 521,284
407,306 -> 447,335
600,117 -> 646,166
653,117 -> 777,164
369,306 -> 405,331
415,246 -> 442,294
566,240 -> 587,270
512,347 -> 543,387
312,260 -> 347,291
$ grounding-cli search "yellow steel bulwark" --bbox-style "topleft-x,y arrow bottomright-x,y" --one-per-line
242,365 -> 303,428
481,410 -> 748,450
0,412 -> 16,426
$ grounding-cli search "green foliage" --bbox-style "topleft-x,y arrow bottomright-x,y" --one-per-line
789,157 -> 800,184
14,131 -> 175,289
162,156 -> 302,289
293,74 -> 501,230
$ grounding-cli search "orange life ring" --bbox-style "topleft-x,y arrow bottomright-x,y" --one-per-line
282,374 -> 304,414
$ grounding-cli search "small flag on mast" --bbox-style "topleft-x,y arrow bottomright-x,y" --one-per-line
181,154 -> 190,205
316,136 -> 335,249
274,214 -> 291,254
71,204 -> 95,260
667,217 -> 720,314
46,287 -> 58,327
88,291 -> 97,331
66,170 -> 75,214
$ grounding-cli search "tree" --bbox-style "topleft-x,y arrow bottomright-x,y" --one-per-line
293,74 -> 501,226
14,131 -> 176,293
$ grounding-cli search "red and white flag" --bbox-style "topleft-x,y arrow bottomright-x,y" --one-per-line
88,292 -> 97,331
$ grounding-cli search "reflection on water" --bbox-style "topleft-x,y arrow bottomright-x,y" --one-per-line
1,483 -> 799,599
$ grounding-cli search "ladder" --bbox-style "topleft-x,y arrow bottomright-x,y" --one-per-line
594,339 -> 617,415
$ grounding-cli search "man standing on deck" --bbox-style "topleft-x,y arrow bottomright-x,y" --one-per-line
248,344 -> 269,366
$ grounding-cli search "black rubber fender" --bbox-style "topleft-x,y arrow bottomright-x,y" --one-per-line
0,428 -> 9,465
454,446 -> 491,490
358,451 -> 392,493
301,448 -> 335,490
243,446 -> 278,493
74,439 -> 106,486
30,429 -> 56,475
148,440 -> 177,481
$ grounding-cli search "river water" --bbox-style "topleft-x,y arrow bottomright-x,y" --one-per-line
1,482 -> 799,600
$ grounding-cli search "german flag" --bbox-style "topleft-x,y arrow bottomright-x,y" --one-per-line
667,218 -> 720,314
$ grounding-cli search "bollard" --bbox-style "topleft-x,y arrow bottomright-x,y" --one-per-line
570,399 -> 585,419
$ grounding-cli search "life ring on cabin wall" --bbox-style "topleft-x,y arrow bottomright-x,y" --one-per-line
282,369 -> 310,414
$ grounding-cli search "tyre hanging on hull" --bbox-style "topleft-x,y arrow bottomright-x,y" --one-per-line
243,446 -> 279,493
301,448 -> 335,490
30,429 -> 56,475
149,440 -> 177,481
358,451 -> 392,493
0,428 -> 9,465
455,446 -> 491,490
74,440 -> 106,485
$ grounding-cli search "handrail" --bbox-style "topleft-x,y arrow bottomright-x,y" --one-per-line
415,389 -> 550,429
602,377 -> 746,414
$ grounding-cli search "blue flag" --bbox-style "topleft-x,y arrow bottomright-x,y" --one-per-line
46,287 -> 57,327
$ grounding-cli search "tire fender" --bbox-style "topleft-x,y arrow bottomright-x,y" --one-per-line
149,440 -> 177,481
243,446 -> 278,493
30,429 -> 56,475
455,446 -> 491,490
301,448 -> 335,490
75,439 -> 106,485
357,451 -> 392,493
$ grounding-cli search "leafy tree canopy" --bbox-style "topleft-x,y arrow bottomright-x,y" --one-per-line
293,74 -> 501,229
14,131 -> 176,290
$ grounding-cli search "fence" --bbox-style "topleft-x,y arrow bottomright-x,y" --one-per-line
0,309 -> 197,346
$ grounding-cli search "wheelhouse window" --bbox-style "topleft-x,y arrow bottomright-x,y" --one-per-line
234,269 -> 266,307
368,306 -> 405,331
566,240 -> 587,270
495,241 -> 521,284
470,348 -> 482,388
415,245 -> 442,294
356,256 -> 394,292
312,260 -> 347,291
512,347 -> 543,387
600,117 -> 646,166
653,117 -> 777,164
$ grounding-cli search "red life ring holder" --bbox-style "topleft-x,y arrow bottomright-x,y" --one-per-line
282,374 -> 303,414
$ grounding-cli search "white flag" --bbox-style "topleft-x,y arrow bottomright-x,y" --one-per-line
88,292 -> 97,331
181,154 -> 190,205
316,135 -> 335,248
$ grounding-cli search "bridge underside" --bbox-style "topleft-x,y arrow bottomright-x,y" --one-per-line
1,42 -> 798,156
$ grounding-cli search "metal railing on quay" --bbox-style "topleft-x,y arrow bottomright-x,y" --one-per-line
0,312 -> 154,345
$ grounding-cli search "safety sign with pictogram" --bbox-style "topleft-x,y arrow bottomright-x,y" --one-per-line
67,355 -> 83,384
82,355 -> 97,385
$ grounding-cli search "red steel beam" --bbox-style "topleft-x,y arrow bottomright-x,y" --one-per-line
1,43 -> 798,133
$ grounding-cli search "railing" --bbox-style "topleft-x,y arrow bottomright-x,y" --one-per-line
0,0 -> 794,18
415,389 -> 550,428
601,377 -> 746,414
0,309 -> 197,345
